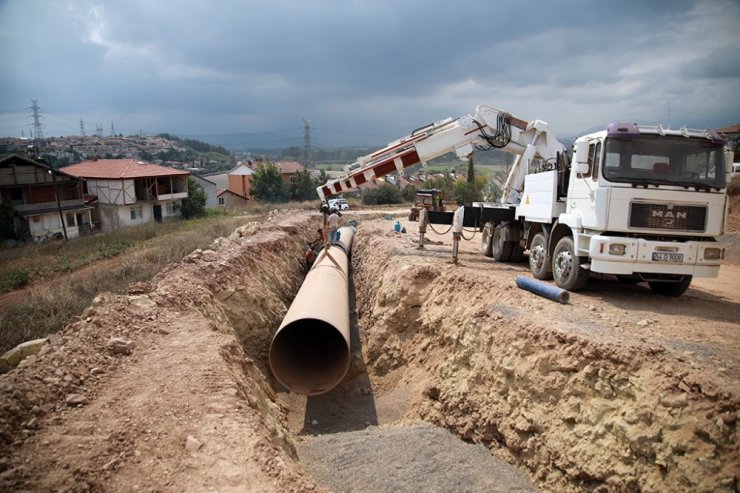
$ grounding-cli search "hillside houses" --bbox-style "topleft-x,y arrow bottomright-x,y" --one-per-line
274,160 -> 306,184
0,154 -> 93,242
201,160 -> 309,210
63,159 -> 190,232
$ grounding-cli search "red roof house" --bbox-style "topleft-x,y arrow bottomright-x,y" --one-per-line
63,159 -> 190,231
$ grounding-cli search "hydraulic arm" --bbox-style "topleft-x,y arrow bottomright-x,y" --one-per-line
316,104 -> 566,204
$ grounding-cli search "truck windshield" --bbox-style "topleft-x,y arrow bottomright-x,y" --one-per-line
603,135 -> 726,189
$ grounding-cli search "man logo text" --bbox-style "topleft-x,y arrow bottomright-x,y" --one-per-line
652,210 -> 687,219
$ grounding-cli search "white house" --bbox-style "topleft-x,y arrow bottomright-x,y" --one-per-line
63,159 -> 190,232
191,174 -> 219,209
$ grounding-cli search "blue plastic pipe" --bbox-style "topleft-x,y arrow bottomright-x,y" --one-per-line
515,275 -> 570,304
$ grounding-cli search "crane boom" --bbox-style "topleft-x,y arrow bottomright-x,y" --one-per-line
316,104 -> 566,204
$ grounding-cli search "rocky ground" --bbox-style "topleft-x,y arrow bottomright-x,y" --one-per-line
0,200 -> 738,492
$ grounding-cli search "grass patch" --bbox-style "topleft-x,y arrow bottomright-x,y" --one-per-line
0,268 -> 30,292
0,202 -> 320,353
96,239 -> 134,258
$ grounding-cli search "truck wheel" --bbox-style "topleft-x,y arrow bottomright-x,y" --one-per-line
481,223 -> 493,257
529,233 -> 552,280
492,226 -> 512,262
552,236 -> 589,291
648,275 -> 692,297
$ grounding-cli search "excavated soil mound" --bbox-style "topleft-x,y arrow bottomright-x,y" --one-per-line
0,212 -> 326,492
0,208 -> 737,492
351,218 -> 739,493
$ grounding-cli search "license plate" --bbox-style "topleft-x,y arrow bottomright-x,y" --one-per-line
652,252 -> 683,263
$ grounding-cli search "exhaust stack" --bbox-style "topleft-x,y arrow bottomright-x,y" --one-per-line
269,226 -> 356,395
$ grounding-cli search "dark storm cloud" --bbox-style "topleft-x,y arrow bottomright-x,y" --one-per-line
0,0 -> 738,143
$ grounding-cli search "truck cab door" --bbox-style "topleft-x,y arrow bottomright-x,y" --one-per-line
567,141 -> 603,229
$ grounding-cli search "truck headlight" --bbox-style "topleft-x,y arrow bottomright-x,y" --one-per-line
703,247 -> 723,260
608,243 -> 627,256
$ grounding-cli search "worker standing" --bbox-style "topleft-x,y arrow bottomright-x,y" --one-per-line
417,207 -> 428,249
451,202 -> 464,264
328,209 -> 340,243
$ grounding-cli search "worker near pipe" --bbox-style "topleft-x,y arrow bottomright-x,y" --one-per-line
304,228 -> 325,271
417,207 -> 428,249
451,201 -> 464,264
328,208 -> 341,242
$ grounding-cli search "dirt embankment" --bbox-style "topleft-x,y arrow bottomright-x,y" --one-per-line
0,213 -> 327,492
351,221 -> 739,493
0,206 -> 737,492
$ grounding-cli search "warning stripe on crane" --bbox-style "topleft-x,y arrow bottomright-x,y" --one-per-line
318,148 -> 421,198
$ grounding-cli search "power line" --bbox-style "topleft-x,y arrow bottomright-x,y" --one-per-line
27,99 -> 44,139
303,118 -> 312,169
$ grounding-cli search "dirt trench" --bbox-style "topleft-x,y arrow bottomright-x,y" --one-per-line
348,221 -> 738,493
0,212 -> 322,492
0,210 -> 737,492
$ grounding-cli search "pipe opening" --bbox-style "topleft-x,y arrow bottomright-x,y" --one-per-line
269,318 -> 350,395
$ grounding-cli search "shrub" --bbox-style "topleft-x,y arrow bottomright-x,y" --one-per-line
96,239 -> 133,258
0,268 -> 30,292
362,184 -> 403,205
181,177 -> 207,219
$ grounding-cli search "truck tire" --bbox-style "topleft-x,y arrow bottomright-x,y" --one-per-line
552,236 -> 589,291
529,233 -> 552,280
648,275 -> 692,297
481,223 -> 493,257
492,226 -> 512,262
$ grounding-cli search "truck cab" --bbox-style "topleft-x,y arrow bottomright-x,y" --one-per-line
533,123 -> 730,295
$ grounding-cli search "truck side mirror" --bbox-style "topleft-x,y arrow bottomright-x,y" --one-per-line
574,141 -> 588,164
573,141 -> 589,175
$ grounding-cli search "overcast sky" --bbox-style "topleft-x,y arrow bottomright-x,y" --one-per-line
1,0 -> 739,148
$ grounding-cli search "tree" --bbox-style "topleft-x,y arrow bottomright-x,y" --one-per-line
180,177 -> 207,219
453,181 -> 479,206
251,162 -> 286,202
454,174 -> 487,206
401,184 -> 417,202
466,154 -> 475,184
314,169 -> 329,188
289,170 -> 316,201
362,184 -> 403,205
423,174 -> 455,198
483,171 -> 505,202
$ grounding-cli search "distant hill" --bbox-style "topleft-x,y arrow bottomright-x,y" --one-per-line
179,133 -> 327,153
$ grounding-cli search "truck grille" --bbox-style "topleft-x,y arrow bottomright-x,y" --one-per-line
629,203 -> 706,232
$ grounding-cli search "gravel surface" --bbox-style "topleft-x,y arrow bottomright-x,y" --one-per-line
298,423 -> 538,493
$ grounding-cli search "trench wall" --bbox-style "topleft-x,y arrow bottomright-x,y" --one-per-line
0,212 -> 324,492
352,228 -> 738,493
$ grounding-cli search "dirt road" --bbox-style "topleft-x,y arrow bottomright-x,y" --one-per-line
0,207 -> 737,492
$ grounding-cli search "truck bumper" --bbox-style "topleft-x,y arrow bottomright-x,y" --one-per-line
587,235 -> 723,278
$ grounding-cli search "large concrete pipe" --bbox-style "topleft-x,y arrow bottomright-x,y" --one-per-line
269,225 -> 356,395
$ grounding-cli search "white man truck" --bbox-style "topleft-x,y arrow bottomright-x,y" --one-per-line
317,104 -> 732,296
